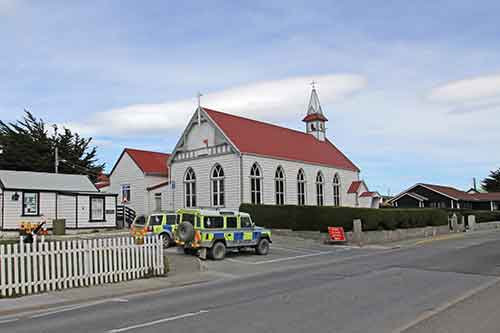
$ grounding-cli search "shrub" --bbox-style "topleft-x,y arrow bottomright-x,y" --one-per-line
240,204 -> 448,232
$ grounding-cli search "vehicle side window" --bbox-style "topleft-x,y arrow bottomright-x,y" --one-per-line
166,215 -> 176,225
241,217 -> 252,228
149,215 -> 163,226
226,217 -> 237,228
182,213 -> 196,225
204,216 -> 224,229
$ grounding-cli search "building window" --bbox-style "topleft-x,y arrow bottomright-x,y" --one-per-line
184,168 -> 197,208
211,164 -> 225,207
275,166 -> 285,205
90,196 -> 105,221
154,193 -> 162,211
23,192 -> 39,216
250,163 -> 263,204
333,173 -> 341,207
297,169 -> 306,205
121,184 -> 131,203
316,171 -> 324,206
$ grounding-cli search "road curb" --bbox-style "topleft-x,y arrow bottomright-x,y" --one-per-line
0,276 -> 211,318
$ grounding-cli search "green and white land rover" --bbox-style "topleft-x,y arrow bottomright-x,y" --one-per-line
175,208 -> 272,260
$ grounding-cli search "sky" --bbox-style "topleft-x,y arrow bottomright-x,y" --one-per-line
1,0 -> 500,195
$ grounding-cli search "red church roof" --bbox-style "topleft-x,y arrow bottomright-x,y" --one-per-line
113,148 -> 170,177
203,108 -> 359,172
302,113 -> 328,122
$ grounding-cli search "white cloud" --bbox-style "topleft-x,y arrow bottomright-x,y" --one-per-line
429,74 -> 500,102
68,73 -> 367,136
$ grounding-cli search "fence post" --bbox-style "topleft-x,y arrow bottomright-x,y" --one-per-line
56,241 -> 62,290
19,240 -> 26,295
158,235 -> 164,276
0,245 -> 5,297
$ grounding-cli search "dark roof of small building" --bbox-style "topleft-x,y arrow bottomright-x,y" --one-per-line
0,170 -> 99,192
392,183 -> 500,203
204,108 -> 359,172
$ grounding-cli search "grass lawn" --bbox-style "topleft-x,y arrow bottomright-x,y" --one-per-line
0,239 -> 18,246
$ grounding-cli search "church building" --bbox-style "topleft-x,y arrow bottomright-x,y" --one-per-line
167,88 -> 380,211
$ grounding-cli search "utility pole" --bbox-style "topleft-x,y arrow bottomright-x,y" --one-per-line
55,147 -> 59,173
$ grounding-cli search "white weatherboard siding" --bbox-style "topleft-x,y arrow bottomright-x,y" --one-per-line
3,191 -> 56,229
76,195 -> 116,228
108,152 -> 168,216
241,154 -> 360,207
170,153 -> 241,210
109,152 -> 148,216
57,195 -> 77,228
148,185 -> 172,212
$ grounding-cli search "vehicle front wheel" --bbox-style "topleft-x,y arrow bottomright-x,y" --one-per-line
161,233 -> 172,248
209,242 -> 226,260
255,238 -> 270,255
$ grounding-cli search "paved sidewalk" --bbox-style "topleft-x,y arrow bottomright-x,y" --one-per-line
0,271 -> 217,317
0,251 -> 210,317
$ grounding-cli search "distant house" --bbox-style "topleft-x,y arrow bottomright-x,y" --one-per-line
0,170 -> 117,231
108,148 -> 171,217
347,180 -> 381,208
95,173 -> 110,191
389,183 -> 500,211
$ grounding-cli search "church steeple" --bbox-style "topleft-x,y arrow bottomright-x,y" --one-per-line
302,83 -> 328,141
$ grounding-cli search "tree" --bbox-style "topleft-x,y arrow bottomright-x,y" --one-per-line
0,111 -> 104,181
481,168 -> 500,192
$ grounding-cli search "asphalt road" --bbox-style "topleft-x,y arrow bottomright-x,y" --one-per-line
3,231 -> 500,333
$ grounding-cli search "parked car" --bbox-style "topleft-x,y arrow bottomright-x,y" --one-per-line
131,212 -> 178,248
175,208 -> 272,260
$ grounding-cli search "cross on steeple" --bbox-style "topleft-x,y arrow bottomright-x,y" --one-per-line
310,80 -> 317,90
197,91 -> 203,125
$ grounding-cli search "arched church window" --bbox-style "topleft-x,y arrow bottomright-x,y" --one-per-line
316,171 -> 324,206
333,173 -> 341,207
275,166 -> 285,205
250,163 -> 263,204
297,169 -> 306,205
211,164 -> 225,207
184,168 -> 196,207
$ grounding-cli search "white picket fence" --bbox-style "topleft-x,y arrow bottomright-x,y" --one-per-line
0,235 -> 165,297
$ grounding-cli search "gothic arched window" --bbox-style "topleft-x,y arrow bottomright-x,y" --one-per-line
297,169 -> 306,205
275,166 -> 285,205
333,173 -> 341,207
211,164 -> 225,207
184,168 -> 196,207
250,163 -> 263,204
316,171 -> 324,206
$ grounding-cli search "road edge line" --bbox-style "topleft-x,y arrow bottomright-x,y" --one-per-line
391,276 -> 500,333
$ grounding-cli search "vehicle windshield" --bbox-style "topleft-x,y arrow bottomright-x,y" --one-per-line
134,215 -> 146,226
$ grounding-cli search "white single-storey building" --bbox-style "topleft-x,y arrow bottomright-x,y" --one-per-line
0,170 -> 117,231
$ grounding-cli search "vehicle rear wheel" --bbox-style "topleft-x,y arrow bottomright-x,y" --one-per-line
160,233 -> 171,249
178,222 -> 195,242
209,242 -> 226,260
255,238 -> 270,255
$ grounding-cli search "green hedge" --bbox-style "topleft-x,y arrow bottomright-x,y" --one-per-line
240,204 -> 448,232
446,209 -> 500,223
